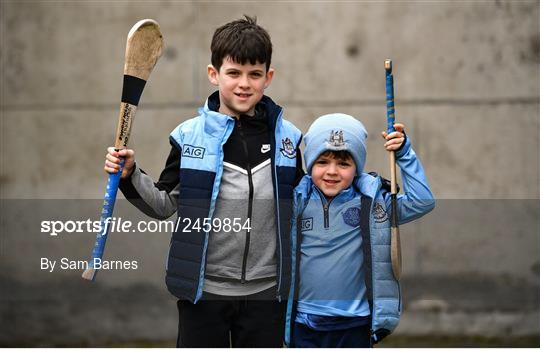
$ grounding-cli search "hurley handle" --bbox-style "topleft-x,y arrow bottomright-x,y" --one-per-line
81,160 -> 124,281
385,59 -> 402,281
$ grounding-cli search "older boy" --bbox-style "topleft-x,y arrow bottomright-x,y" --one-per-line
284,114 -> 434,347
105,16 -> 303,347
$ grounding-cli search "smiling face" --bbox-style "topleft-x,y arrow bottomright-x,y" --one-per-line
311,151 -> 357,199
207,56 -> 274,117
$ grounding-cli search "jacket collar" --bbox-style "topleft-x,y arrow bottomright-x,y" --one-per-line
199,92 -> 233,138
200,91 -> 283,136
354,173 -> 381,199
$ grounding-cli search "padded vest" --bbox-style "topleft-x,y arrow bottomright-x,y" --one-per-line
166,94 -> 302,303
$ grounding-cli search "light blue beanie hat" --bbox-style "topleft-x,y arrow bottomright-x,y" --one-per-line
304,113 -> 368,176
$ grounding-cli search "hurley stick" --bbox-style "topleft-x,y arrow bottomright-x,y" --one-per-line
82,19 -> 164,281
385,59 -> 402,280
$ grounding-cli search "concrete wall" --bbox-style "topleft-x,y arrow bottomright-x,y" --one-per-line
1,0 -> 539,346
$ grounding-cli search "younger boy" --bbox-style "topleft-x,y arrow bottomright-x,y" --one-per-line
105,16 -> 303,347
284,113 -> 434,347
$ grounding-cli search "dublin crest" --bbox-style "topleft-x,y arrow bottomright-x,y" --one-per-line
280,137 -> 296,159
373,202 -> 389,223
327,130 -> 345,148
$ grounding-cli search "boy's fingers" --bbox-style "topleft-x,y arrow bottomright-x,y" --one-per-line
116,148 -> 134,158
385,131 -> 404,140
385,138 -> 404,148
393,123 -> 405,133
104,167 -> 117,174
388,137 -> 404,145
107,146 -> 118,156
385,144 -> 400,151
104,163 -> 118,173
107,147 -> 131,156
381,131 -> 388,139
105,159 -> 120,170
105,153 -> 120,163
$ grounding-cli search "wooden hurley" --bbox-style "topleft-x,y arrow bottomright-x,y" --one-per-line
82,19 -> 164,281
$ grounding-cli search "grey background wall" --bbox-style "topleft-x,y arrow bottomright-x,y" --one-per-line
1,0 -> 539,346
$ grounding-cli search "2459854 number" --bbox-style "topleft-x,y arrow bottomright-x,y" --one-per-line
180,217 -> 251,233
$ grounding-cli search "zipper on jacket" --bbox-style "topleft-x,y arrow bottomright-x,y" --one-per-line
237,119 -> 254,283
315,187 -> 333,229
323,204 -> 329,228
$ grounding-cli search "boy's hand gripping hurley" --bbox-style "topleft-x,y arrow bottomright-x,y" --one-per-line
385,59 -> 402,280
82,19 -> 164,281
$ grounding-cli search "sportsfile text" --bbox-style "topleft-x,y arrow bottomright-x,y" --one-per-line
41,217 -> 132,236
41,217 -> 252,236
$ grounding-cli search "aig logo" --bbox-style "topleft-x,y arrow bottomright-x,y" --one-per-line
182,144 -> 206,159
300,217 -> 313,232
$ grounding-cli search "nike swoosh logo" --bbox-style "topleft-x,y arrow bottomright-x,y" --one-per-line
261,144 -> 271,153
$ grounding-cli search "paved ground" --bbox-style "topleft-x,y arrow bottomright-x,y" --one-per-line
1,271 -> 539,347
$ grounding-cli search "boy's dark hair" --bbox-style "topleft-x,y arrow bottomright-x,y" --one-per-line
211,15 -> 272,72
319,150 -> 354,162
